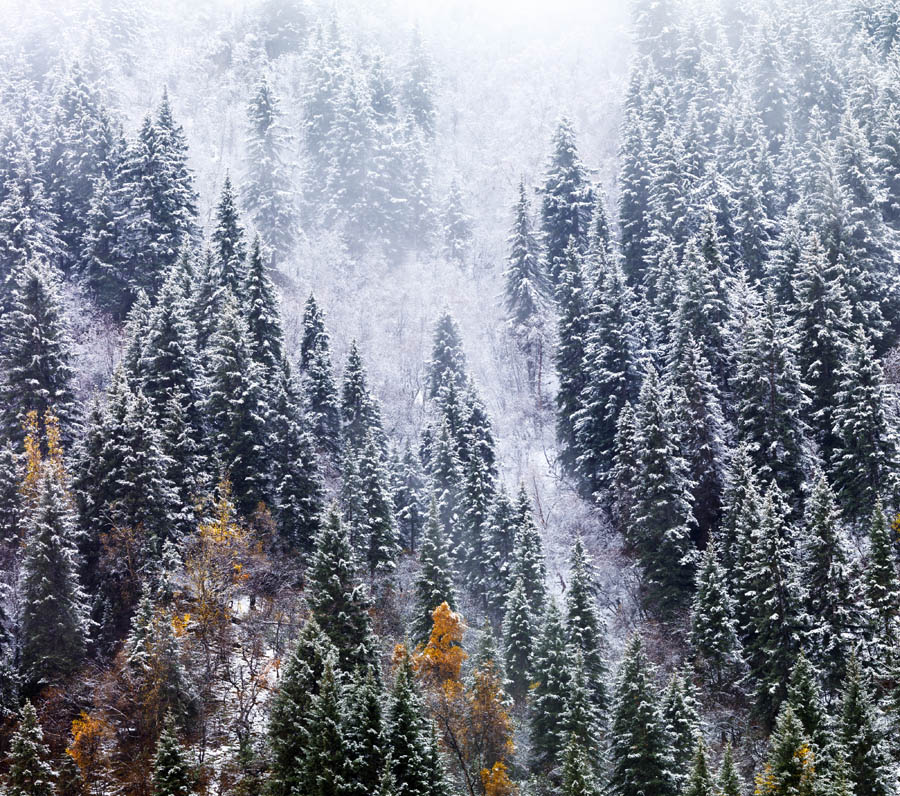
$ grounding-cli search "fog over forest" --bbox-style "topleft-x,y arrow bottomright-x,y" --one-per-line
0,1 -> 899,795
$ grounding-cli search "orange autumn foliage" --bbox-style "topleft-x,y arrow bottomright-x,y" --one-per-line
67,711 -> 114,786
481,761 -> 517,796
415,602 -> 468,685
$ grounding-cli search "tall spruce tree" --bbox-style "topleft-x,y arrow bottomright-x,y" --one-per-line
541,118 -> 592,285
0,259 -> 76,445
413,498 -> 456,644
243,77 -> 300,264
839,658 -> 892,796
503,575 -> 534,705
4,701 -> 55,796
565,537 -> 608,712
151,715 -> 194,796
608,636 -> 677,796
308,507 -> 376,671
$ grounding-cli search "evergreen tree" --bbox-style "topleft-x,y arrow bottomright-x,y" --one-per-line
344,667 -> 387,796
386,650 -> 433,796
560,736 -> 601,796
308,507 -> 376,671
0,441 -> 22,543
743,486 -> 805,728
358,432 -> 401,577
301,657 -> 351,796
426,312 -> 467,399
442,180 -> 472,264
683,740 -> 716,796
689,539 -> 743,691
402,28 -> 436,139
300,293 -> 329,372
341,341 -> 383,452
20,467 -> 88,690
268,619 -> 337,796
80,173 -> 130,317
830,328 -> 900,521
529,599 -> 572,774
865,499 -> 900,656
269,367 -> 323,552
630,365 -> 696,615
608,636 -> 677,796
791,234 -> 853,460
503,575 -> 534,704
212,175 -> 246,292
304,338 -> 342,456
718,745 -> 742,796
554,242 -> 589,476
573,258 -> 637,496
541,118 -> 592,284
505,179 -> 549,383
393,446 -> 425,552
801,474 -> 862,692
204,291 -> 271,516
734,288 -> 810,499
670,338 -> 727,542
565,537 -> 608,712
4,701 -> 55,796
0,259 -> 76,445
243,77 -> 300,264
839,657 -> 893,796
661,671 -> 701,788
413,498 -> 456,644
511,484 -> 546,614
787,655 -> 831,758
755,705 -> 816,796
151,715 -> 194,796
243,236 -> 285,379
618,103 -> 652,285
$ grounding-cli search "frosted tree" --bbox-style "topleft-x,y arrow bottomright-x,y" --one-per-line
442,179 -> 472,264
243,77 -> 300,264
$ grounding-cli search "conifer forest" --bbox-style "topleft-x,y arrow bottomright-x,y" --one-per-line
6,0 -> 900,793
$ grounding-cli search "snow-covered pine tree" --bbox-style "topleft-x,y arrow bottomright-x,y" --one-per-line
689,538 -> 744,691
541,118 -> 592,285
743,485 -> 806,728
269,365 -> 324,552
343,666 -> 387,796
393,445 -> 425,553
267,618 -> 338,796
243,235 -> 285,380
554,242 -> 589,478
865,499 -> 900,658
442,179 -> 472,265
358,432 -> 401,577
243,77 -> 299,264
426,312 -> 467,399
683,739 -> 716,796
630,365 -> 696,615
341,340 -> 384,452
564,537 -> 608,713
150,713 -> 193,796
308,506 -> 376,671
413,497 -> 456,644
0,259 -> 76,446
5,700 -> 55,796
608,636 -> 677,796
830,327 -> 900,522
573,257 -> 638,498
664,671 -> 702,784
212,175 -> 247,293
790,233 -> 853,461
800,474 -> 863,692
511,484 -> 547,615
669,337 -> 727,542
529,599 -> 573,774
401,27 -> 436,139
299,656 -> 350,796
503,573 -> 535,705
504,179 -> 549,385
839,657 -> 893,796
733,287 -> 810,501
204,290 -> 271,516
20,463 -> 88,690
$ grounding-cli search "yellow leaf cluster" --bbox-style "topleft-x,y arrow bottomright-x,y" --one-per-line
415,602 -> 467,685
481,761 -> 516,796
